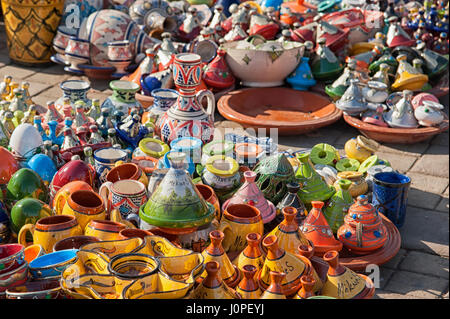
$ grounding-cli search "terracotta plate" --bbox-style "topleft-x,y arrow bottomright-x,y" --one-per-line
343,113 -> 449,144
217,88 -> 342,135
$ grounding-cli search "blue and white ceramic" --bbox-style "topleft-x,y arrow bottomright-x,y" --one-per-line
26,154 -> 57,185
28,249 -> 77,280
170,137 -> 203,164
149,88 -> 178,121
371,171 -> 411,228
55,80 -> 92,110
93,147 -> 129,184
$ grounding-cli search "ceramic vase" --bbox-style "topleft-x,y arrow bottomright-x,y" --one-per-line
300,201 -> 343,256
258,234 -> 308,297
324,179 -> 353,233
1,0 -> 65,65
233,232 -> 265,273
344,136 -> 379,163
321,250 -> 375,299
222,171 -> 276,225
157,53 -> 215,145
200,230 -> 242,288
295,153 -> 335,204
252,153 -> 296,205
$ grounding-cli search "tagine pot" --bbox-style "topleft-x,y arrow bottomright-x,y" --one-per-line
253,153 -> 296,205
190,261 -> 242,299
337,195 -> 388,255
260,271 -> 287,299
222,171 -> 276,224
157,53 -> 215,145
233,232 -> 265,273
311,38 -> 344,82
258,234 -> 307,297
294,275 -> 316,299
200,230 -> 242,289
273,182 -> 308,227
300,201 -> 343,256
286,56 -> 317,91
236,264 -> 262,299
295,244 -> 324,294
321,250 -> 375,299
323,179 -> 353,233
295,153 -> 335,204
139,152 -> 215,234
202,48 -> 235,91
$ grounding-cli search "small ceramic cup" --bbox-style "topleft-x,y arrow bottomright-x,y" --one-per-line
28,250 -> 77,280
93,147 -> 129,184
99,179 -> 148,221
84,219 -> 127,241
53,235 -> 101,252
107,40 -> 133,76
106,162 -> 149,188
18,215 -> 83,254
60,190 -> 106,232
218,204 -> 264,253
65,37 -> 90,72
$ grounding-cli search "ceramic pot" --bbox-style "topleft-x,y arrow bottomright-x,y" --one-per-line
253,153 -> 296,205
24,244 -> 45,264
0,244 -> 25,276
334,171 -> 368,198
50,159 -> 95,200
157,53 -> 215,145
52,26 -> 73,59
107,40 -> 133,77
106,162 -> 149,188
233,232 -> 265,273
201,155 -> 241,196
321,250 -> 375,299
60,190 -> 106,232
203,48 -> 235,90
300,201 -> 343,256
200,230 -> 242,288
0,261 -> 28,297
1,0 -> 65,65
324,179 -> 353,233
195,184 -> 221,223
29,250 -> 77,280
131,156 -> 159,178
344,135 -> 379,163
170,137 -> 203,165
52,181 -> 94,215
294,275 -> 316,299
6,278 -> 65,299
371,172 -> 411,228
176,222 -> 218,253
118,228 -> 153,240
108,253 -> 160,280
415,100 -> 445,127
236,264 -> 261,299
139,152 -> 215,233
146,168 -> 168,196
137,138 -> 170,159
0,147 -> 19,186
260,270 -> 287,299
5,168 -> 49,206
93,147 -> 129,184
53,235 -> 100,252
84,219 -> 127,241
159,150 -> 196,177
65,37 -> 90,74
295,153 -> 335,204
218,204 -> 264,253
362,81 -> 389,103
384,90 -> 419,128
222,171 -> 276,225
264,207 -> 310,255
201,140 -> 234,166
18,215 -> 83,253
296,244 -> 324,293
27,154 -> 57,185
234,143 -> 262,169
274,182 -> 307,227
149,89 -> 178,124
10,199 -> 52,236
190,261 -> 242,299
55,80 -> 92,110
100,179 -> 148,223
258,234 -> 308,297
101,80 -> 142,115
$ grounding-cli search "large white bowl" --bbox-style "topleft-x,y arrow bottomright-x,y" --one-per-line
222,40 -> 304,87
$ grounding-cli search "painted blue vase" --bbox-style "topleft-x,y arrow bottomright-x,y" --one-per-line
371,172 -> 411,228
286,57 -> 317,91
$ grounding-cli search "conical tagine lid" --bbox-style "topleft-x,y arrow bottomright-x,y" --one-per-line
222,171 -> 276,224
139,152 -> 215,230
321,250 -> 375,299
300,201 -> 343,255
323,179 -> 353,233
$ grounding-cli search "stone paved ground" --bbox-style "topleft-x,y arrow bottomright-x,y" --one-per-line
0,23 -> 448,299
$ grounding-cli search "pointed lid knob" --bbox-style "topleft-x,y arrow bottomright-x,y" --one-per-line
203,261 -> 222,288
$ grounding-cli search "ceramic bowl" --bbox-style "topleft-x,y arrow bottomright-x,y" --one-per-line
6,278 -> 64,299
24,244 -> 45,264
29,250 -> 78,280
222,40 -> 304,87
53,235 -> 101,252
50,160 -> 95,199
26,154 -> 57,184
107,253 -> 160,280
0,244 -> 25,275
0,261 -> 28,296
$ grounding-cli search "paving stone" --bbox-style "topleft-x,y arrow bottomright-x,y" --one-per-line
435,197 -> 449,213
410,145 -> 450,177
26,72 -> 70,85
375,151 -> 417,174
31,95 -> 57,108
26,81 -> 53,97
405,173 -> 449,210
382,249 -> 408,270
431,131 -> 449,147
374,289 -> 416,299
378,268 -> 395,290
408,189 -> 443,210
399,251 -> 449,279
378,141 -> 431,157
400,207 -> 449,257
384,270 -> 448,298
0,65 -> 36,80
37,85 -> 63,100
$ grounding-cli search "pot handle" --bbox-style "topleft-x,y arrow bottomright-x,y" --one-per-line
18,224 -> 35,248
196,89 -> 215,121
53,190 -> 71,215
99,182 -> 113,212
218,220 -> 233,252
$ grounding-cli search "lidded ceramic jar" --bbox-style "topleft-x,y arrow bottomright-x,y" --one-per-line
344,135 -> 379,163
337,195 -> 388,255
335,79 -> 368,116
414,100 -> 445,127
384,90 -> 419,128
233,232 -> 265,273
362,81 -> 389,103
274,182 -> 308,226
236,264 -> 261,299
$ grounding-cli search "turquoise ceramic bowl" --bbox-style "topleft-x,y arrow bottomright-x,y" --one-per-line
29,249 -> 77,280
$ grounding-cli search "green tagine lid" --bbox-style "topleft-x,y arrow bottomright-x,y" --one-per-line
295,153 -> 335,204
323,179 -> 353,233
139,152 -> 215,230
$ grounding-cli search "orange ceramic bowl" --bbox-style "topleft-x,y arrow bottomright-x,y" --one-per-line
52,181 -> 94,214
24,244 -> 45,264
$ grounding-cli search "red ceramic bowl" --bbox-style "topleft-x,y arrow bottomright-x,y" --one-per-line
0,244 -> 25,275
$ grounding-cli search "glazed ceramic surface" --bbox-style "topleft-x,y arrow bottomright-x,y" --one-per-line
8,124 -> 43,160
233,232 -> 265,273
6,278 -> 65,299
29,249 -> 77,280
93,147 -> 129,184
106,162 -> 149,188
84,220 -> 127,241
6,168 -> 49,205
52,181 -> 94,215
49,160 -> 95,200
201,155 -> 241,194
101,81 -> 142,115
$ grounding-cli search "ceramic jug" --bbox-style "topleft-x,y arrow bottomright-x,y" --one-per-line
157,53 -> 215,145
